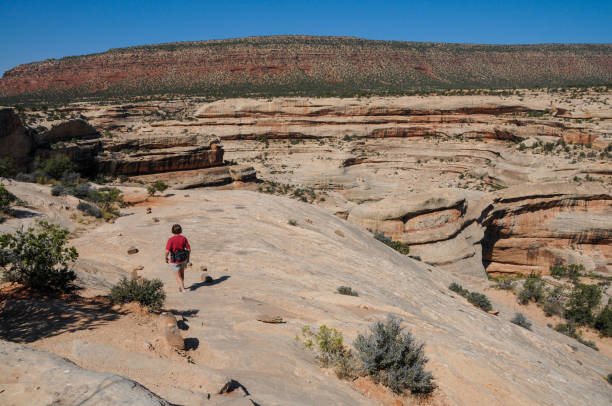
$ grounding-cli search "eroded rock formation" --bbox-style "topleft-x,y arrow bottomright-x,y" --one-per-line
349,183 -> 612,276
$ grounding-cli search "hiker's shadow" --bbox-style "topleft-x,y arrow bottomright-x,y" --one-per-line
189,275 -> 230,291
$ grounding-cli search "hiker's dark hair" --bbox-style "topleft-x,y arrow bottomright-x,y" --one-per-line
172,224 -> 182,234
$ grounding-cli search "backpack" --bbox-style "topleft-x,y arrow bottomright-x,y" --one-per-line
171,249 -> 189,263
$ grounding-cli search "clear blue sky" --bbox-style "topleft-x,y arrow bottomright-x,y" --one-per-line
1,0 -> 611,75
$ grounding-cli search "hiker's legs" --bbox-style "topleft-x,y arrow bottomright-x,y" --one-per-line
173,265 -> 186,291
179,266 -> 186,289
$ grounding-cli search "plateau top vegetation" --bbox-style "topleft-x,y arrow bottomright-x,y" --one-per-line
1,35 -> 611,103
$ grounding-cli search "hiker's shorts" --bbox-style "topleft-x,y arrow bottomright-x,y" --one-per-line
169,262 -> 187,272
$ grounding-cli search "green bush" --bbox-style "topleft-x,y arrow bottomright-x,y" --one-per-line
564,283 -> 602,325
553,322 -> 599,351
448,282 -> 469,297
353,315 -> 436,395
0,220 -> 78,293
147,181 -> 169,197
496,278 -> 515,290
607,373 -> 612,385
300,325 -> 351,370
110,277 -> 166,312
337,286 -> 359,296
0,157 -> 16,178
543,286 -> 566,317
77,202 -> 102,218
594,304 -> 612,337
0,185 -> 17,215
50,184 -> 65,196
518,273 -> 545,305
35,154 -> 74,180
467,292 -> 493,312
374,233 -> 410,255
511,313 -> 532,330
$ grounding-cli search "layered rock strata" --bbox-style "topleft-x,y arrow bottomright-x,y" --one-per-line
349,183 -> 612,276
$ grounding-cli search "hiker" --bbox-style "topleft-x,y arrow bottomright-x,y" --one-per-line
165,224 -> 191,293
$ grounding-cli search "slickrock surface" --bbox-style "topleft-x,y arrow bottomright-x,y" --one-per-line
2,184 -> 608,405
0,339 -> 170,406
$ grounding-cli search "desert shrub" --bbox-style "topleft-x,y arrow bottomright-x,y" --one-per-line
594,304 -> 612,337
496,278 -> 515,290
72,182 -> 93,198
553,322 -> 598,350
607,373 -> 612,385
110,277 -> 166,312
543,286 -> 566,317
50,184 -> 66,196
288,219 -> 298,226
337,286 -> 359,296
467,292 -> 493,312
374,232 -> 410,255
577,337 -> 598,350
353,315 -> 436,395
518,273 -> 545,305
88,187 -> 122,209
0,157 -> 16,178
35,154 -> 73,180
564,283 -> 602,325
147,180 -> 169,196
511,313 -> 532,330
0,185 -> 17,215
550,264 -> 583,280
15,172 -> 36,183
300,325 -> 353,374
448,282 -> 469,297
553,322 -> 577,337
0,220 -> 78,293
77,202 -> 102,218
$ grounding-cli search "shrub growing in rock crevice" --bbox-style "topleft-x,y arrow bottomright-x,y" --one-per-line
353,315 -> 436,395
110,277 -> 166,312
511,313 -> 532,330
337,286 -> 359,296
374,233 -> 410,255
449,283 -> 493,312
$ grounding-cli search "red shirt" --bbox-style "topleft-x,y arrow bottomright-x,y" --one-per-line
166,235 -> 191,263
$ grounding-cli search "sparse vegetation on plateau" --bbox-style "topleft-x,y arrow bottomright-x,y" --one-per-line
0,220 -> 78,293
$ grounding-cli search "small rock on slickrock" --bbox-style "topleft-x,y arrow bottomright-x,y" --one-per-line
334,230 -> 345,238
157,313 -> 177,331
146,207 -> 152,214
153,217 -> 160,222
163,326 -> 185,350
127,247 -> 139,255
201,274 -> 213,283
256,315 -> 285,323
200,265 -> 208,272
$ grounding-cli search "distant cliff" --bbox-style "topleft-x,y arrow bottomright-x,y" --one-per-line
1,36 -> 611,102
